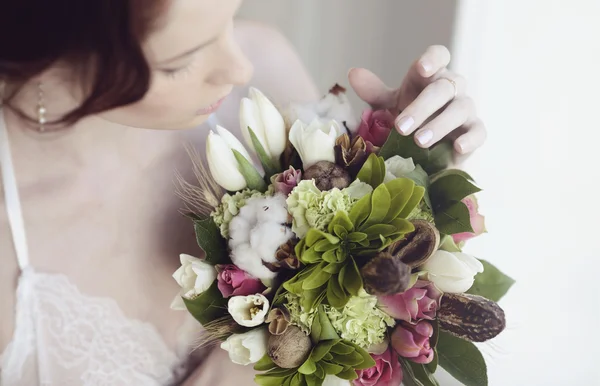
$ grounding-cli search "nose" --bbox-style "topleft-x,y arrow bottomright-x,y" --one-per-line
208,39 -> 254,86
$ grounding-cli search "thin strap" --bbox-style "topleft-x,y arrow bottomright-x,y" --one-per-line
0,108 -> 30,270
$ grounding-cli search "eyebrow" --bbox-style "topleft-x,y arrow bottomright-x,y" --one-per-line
158,36 -> 219,65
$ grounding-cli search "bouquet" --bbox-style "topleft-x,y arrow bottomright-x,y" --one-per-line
172,85 -> 514,386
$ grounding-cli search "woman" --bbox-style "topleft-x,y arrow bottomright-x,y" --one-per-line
0,0 -> 486,385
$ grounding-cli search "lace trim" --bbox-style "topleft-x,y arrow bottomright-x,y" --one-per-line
1,269 -> 187,386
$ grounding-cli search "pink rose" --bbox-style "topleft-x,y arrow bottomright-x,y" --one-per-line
391,321 -> 434,364
378,281 -> 442,324
215,264 -> 266,298
357,109 -> 395,147
353,347 -> 403,386
452,195 -> 487,244
271,167 -> 302,196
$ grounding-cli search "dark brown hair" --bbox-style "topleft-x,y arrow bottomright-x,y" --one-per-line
0,0 -> 169,124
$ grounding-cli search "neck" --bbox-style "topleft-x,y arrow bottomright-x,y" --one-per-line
2,81 -> 171,196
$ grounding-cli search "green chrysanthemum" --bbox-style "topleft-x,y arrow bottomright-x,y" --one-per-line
284,292 -> 319,334
324,289 -> 395,349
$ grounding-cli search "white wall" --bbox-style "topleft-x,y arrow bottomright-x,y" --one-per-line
452,1 -> 600,385
238,0 -> 457,107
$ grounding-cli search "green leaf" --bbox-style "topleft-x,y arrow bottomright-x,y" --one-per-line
320,362 -> 344,375
398,186 -> 425,219
254,355 -> 278,371
247,126 -> 280,177
298,358 -> 317,375
430,168 -> 475,184
379,130 -> 452,174
341,258 -> 363,296
349,193 -> 372,228
439,234 -> 462,252
467,260 -> 516,302
429,174 -> 481,211
327,275 -> 347,309
356,153 -> 386,188
311,307 -> 340,343
311,340 -> 338,362
382,178 -> 415,223
182,281 -> 228,324
434,201 -> 474,235
400,358 -> 440,386
303,264 -> 332,290
403,165 -> 433,209
192,217 -> 229,265
232,149 -> 268,192
336,367 -> 360,380
437,332 -> 488,386
362,183 -> 391,228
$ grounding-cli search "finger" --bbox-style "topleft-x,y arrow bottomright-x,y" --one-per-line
395,74 -> 466,135
348,67 -> 399,110
415,45 -> 452,78
454,118 -> 487,154
413,97 -> 476,148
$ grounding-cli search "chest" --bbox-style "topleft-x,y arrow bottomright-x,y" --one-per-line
0,133 -> 205,355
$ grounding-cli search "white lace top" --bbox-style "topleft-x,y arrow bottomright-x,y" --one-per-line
0,109 -> 195,386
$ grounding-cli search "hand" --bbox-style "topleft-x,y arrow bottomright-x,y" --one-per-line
348,45 -> 486,155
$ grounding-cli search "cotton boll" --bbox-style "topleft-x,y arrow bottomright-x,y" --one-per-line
230,244 -> 277,280
250,222 -> 293,261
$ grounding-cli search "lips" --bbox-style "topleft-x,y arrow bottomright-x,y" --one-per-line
197,97 -> 226,115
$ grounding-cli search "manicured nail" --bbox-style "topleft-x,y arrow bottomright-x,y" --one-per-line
396,116 -> 414,134
455,138 -> 469,154
416,130 -> 433,146
420,61 -> 432,75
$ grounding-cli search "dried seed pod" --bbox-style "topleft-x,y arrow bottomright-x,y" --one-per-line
361,252 -> 411,296
303,161 -> 351,190
268,325 -> 312,368
389,220 -> 440,268
438,293 -> 506,342
266,308 -> 292,336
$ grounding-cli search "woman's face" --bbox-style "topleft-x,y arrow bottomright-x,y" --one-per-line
99,0 -> 253,130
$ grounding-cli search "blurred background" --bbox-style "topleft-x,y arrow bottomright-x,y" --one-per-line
239,0 -> 600,385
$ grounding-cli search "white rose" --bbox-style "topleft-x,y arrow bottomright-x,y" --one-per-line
422,250 -> 484,293
322,375 -> 352,386
384,155 -> 416,182
170,254 -> 217,310
228,294 -> 270,327
288,119 -> 339,169
220,328 -> 269,365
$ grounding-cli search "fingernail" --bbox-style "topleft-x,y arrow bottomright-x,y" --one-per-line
455,138 -> 469,154
396,116 -> 414,134
420,61 -> 432,75
347,67 -> 356,76
416,130 -> 433,146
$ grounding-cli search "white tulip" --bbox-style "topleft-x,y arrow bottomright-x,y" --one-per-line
170,254 -> 217,310
220,328 -> 269,365
289,119 -> 339,169
322,375 -> 352,386
228,294 -> 270,327
206,125 -> 254,192
240,87 -> 286,160
422,250 -> 484,293
384,155 -> 416,182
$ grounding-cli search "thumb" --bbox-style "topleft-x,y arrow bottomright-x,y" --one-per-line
348,67 -> 399,111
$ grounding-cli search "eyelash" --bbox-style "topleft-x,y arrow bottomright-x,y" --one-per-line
161,63 -> 193,80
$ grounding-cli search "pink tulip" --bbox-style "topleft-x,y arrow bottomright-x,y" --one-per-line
215,264 -> 266,298
378,281 -> 442,324
452,195 -> 486,244
271,167 -> 302,196
357,109 -> 395,147
353,347 -> 403,386
391,321 -> 434,364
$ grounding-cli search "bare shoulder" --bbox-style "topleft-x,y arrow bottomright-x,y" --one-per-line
233,19 -> 320,105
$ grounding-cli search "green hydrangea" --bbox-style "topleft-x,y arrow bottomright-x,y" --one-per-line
324,289 -> 395,349
286,180 -> 357,238
284,292 -> 318,334
407,201 -> 435,223
211,188 -> 270,238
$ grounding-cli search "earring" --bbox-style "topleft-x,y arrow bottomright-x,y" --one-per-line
37,82 -> 46,132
